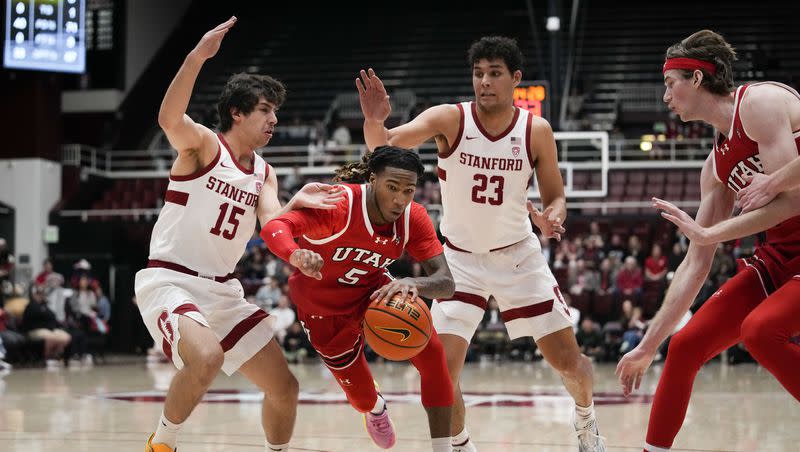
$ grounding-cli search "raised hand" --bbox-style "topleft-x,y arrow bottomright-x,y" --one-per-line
527,201 -> 565,241
190,16 -> 237,61
738,173 -> 777,213
289,249 -> 324,280
652,197 -> 713,245
291,183 -> 346,210
615,344 -> 655,397
356,68 -> 392,122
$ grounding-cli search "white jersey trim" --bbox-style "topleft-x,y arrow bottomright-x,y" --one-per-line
360,183 -> 398,241
302,185 -> 355,245
402,204 -> 411,249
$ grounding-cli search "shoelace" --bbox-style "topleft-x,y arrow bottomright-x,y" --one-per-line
575,419 -> 607,446
368,413 -> 392,434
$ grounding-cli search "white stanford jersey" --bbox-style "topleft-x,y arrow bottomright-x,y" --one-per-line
437,102 -> 537,253
149,133 -> 267,276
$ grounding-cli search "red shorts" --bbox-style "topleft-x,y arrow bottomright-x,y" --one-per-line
739,243 -> 800,294
296,307 -> 369,370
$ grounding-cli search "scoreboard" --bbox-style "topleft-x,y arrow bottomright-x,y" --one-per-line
513,80 -> 550,120
3,0 -> 86,73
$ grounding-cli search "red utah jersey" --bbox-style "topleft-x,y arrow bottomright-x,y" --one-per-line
713,82 -> 800,247
275,183 -> 443,316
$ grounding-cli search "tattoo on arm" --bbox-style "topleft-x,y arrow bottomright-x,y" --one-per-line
412,253 -> 455,299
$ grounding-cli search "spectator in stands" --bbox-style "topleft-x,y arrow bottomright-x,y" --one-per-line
626,235 -> 645,266
619,300 -> 647,355
95,285 -> 112,324
35,258 -> 54,286
605,234 -> 626,262
580,236 -> 604,267
23,285 -> 71,366
474,298 -> 509,360
644,244 -> 668,282
568,259 -> 598,296
0,238 -> 13,306
283,321 -> 314,363
0,306 -> 24,369
615,256 -> 643,302
666,242 -> 686,274
264,253 -> 282,278
596,258 -> 616,298
243,249 -> 267,286
70,258 -> 95,290
255,277 -> 282,311
587,221 -> 605,249
0,336 -> 10,371
70,276 -> 98,321
576,317 -> 604,361
269,295 -> 296,345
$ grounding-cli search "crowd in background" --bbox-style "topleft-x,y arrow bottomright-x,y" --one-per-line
0,252 -> 111,371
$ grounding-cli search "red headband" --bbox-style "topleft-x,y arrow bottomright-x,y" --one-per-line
663,57 -> 716,75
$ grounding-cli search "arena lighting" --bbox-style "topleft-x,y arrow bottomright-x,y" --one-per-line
640,134 -> 656,152
546,16 -> 560,32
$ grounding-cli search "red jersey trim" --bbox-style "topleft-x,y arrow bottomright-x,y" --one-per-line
501,299 -> 554,322
437,167 -> 447,181
169,145 -> 221,182
172,303 -> 200,316
219,310 -> 269,352
440,103 -> 465,159
164,190 -> 189,206
524,110 -> 535,170
472,102 -> 520,142
218,133 -> 255,175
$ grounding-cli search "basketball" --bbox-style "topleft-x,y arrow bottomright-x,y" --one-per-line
363,293 -> 432,361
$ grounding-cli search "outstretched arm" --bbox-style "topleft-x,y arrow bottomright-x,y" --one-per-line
159,17 -> 237,160
256,169 -> 346,227
261,209 -> 338,281
357,69 -> 460,151
370,253 -> 455,303
616,154 -> 735,396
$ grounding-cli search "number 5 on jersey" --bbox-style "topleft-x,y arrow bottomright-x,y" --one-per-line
339,268 -> 369,285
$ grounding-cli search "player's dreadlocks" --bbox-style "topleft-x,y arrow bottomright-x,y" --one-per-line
333,146 -> 424,183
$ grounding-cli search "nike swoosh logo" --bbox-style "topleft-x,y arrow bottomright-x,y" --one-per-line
378,327 -> 411,342
220,161 -> 235,169
465,136 -> 478,140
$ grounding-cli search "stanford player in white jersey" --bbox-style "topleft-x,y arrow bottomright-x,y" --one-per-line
134,17 -> 343,452
358,37 -> 605,452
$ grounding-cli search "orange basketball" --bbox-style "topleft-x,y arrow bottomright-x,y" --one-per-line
363,293 -> 432,361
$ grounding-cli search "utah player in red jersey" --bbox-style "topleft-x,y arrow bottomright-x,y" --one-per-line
358,37 -> 604,452
136,17 -> 344,452
615,30 -> 800,451
262,146 -> 456,451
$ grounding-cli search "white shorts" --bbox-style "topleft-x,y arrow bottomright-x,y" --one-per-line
134,267 -> 275,376
431,234 -> 573,342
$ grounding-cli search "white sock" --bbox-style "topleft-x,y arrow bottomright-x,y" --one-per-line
266,440 -> 290,451
452,427 -> 470,446
370,394 -> 386,414
152,412 -> 182,449
575,401 -> 595,420
432,437 -> 451,452
644,443 -> 671,452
